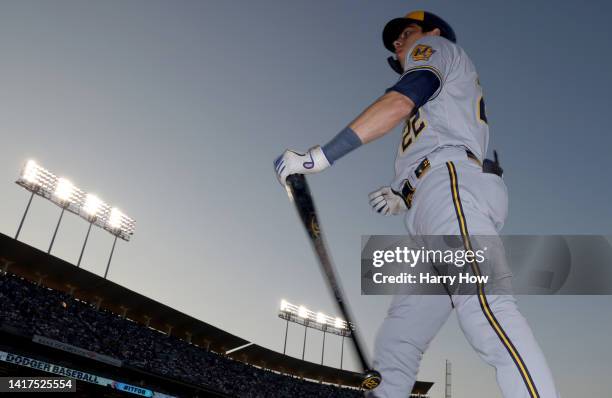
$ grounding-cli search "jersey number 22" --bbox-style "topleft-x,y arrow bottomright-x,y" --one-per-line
401,109 -> 426,153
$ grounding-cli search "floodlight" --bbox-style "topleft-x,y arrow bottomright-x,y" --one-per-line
298,306 -> 308,319
14,160 -> 136,277
280,299 -> 289,312
54,178 -> 75,203
108,208 -> 123,230
83,194 -> 103,218
17,160 -> 58,195
21,160 -> 40,186
335,317 -> 345,329
317,312 -> 327,325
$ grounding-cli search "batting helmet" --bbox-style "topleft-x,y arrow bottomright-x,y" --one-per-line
382,10 -> 456,53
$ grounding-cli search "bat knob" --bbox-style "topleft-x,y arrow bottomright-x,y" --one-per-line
361,369 -> 382,390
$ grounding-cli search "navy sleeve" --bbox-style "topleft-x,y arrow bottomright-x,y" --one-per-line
385,70 -> 441,108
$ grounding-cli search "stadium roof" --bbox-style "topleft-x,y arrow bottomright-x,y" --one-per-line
0,233 -> 433,393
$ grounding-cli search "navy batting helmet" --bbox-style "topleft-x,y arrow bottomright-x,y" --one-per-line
382,10 -> 456,53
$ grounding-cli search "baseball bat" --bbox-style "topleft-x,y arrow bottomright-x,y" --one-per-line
285,173 -> 381,391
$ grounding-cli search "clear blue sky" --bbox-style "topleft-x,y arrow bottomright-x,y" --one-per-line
0,1 -> 610,396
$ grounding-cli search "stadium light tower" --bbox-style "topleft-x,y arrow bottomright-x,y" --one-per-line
278,300 -> 351,366
15,160 -> 136,275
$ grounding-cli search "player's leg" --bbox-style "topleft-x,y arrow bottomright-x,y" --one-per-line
368,164 -> 461,398
367,294 -> 453,398
455,293 -> 559,398
447,160 -> 559,398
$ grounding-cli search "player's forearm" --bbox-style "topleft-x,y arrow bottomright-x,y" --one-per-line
319,92 -> 413,165
274,92 -> 414,185
349,91 -> 415,144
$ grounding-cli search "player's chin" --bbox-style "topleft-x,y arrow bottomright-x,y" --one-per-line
394,50 -> 407,63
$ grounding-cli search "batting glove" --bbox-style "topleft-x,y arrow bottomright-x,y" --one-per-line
369,187 -> 408,215
274,146 -> 331,186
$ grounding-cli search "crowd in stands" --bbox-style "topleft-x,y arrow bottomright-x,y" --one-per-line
0,273 -> 366,397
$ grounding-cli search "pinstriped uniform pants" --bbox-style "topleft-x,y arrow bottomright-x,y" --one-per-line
366,159 -> 559,398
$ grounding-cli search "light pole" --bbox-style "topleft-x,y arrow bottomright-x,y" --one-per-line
299,305 -> 309,360
321,327 -> 327,365
104,234 -> 118,279
340,335 -> 345,369
301,322 -> 308,360
282,318 -> 289,354
48,178 -> 75,254
15,190 -> 35,240
103,208 -> 124,279
316,312 -> 327,365
77,221 -> 93,267
48,205 -> 67,253
280,300 -> 290,354
77,194 -> 103,267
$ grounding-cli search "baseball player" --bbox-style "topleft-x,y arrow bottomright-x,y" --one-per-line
274,10 -> 559,398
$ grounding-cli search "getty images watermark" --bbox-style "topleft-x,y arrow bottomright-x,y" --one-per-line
371,246 -> 488,286
361,235 -> 612,295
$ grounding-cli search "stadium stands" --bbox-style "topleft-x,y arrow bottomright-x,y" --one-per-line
0,233 -> 433,397
0,272 -> 364,397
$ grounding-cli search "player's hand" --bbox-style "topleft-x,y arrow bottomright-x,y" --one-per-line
274,146 -> 331,186
369,187 -> 408,215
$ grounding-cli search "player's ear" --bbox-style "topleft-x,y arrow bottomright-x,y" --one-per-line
426,28 -> 441,37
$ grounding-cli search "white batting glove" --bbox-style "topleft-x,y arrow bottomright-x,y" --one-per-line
369,187 -> 408,215
274,146 -> 331,186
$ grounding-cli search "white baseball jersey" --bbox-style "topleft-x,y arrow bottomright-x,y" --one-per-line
392,35 -> 489,191
369,30 -> 559,398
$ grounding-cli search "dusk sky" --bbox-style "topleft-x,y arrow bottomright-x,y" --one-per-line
0,1 -> 611,396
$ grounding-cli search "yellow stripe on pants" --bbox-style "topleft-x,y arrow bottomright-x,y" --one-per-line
446,161 -> 540,398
